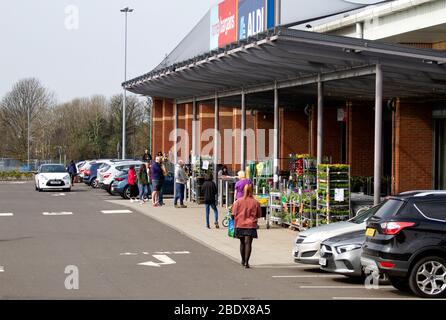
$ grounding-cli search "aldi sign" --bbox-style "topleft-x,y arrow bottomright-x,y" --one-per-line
238,0 -> 266,41
210,0 -> 276,50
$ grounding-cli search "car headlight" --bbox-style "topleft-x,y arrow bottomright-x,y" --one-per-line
40,175 -> 49,181
63,175 -> 70,180
335,244 -> 362,254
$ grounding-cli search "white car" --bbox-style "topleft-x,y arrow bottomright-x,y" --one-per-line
35,164 -> 72,192
100,161 -> 144,193
293,205 -> 381,265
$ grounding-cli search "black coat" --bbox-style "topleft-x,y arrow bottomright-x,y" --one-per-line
202,180 -> 217,205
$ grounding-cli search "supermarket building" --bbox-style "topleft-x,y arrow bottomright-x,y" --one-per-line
124,0 -> 446,204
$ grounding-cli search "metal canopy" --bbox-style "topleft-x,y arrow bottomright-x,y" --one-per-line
124,27 -> 446,102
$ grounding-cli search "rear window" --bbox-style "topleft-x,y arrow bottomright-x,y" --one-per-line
102,164 -> 111,172
372,199 -> 405,219
414,199 -> 446,221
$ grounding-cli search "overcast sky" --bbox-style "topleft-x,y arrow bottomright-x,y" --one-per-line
0,0 -> 212,103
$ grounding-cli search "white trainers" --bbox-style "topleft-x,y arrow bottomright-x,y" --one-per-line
130,199 -> 134,203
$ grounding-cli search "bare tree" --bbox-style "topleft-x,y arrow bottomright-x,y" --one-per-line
0,78 -> 55,160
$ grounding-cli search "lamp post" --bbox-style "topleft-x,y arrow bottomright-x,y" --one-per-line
27,105 -> 30,170
120,6 -> 133,160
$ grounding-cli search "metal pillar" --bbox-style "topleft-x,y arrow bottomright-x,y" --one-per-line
214,95 -> 220,186
374,64 -> 383,205
317,75 -> 324,165
174,102 -> 179,200
273,83 -> 280,188
121,7 -> 133,159
241,90 -> 246,171
192,98 -> 197,158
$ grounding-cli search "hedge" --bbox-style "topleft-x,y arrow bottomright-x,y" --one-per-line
0,171 -> 35,181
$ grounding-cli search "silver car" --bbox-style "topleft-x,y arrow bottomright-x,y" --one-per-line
319,230 -> 365,277
293,204 -> 381,265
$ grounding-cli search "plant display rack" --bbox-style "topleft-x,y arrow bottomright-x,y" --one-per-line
268,192 -> 283,227
317,164 -> 351,224
289,154 -> 317,192
248,160 -> 273,195
191,156 -> 214,204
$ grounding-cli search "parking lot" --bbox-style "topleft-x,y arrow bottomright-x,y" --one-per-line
0,181 -> 430,300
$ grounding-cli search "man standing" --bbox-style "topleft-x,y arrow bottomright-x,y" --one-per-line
67,160 -> 77,185
174,160 -> 187,208
202,174 -> 219,229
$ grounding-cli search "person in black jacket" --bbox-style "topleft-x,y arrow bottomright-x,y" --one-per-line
142,149 -> 152,163
202,174 -> 219,229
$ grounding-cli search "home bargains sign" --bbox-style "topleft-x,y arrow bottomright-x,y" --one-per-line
210,0 -> 276,50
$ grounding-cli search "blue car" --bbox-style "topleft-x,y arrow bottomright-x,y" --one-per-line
111,170 -> 174,199
83,162 -> 105,187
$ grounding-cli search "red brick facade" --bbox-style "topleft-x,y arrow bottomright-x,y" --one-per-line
151,97 -> 435,194
392,100 -> 433,194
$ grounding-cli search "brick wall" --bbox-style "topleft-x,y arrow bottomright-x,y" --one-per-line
152,99 -> 163,156
161,100 -> 174,157
280,107 -> 309,170
311,105 -> 343,163
392,100 -> 433,194
348,102 -> 375,176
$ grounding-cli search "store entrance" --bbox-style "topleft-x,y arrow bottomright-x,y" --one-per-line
434,119 -> 446,189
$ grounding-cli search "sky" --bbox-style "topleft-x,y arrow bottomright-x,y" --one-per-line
0,0 -> 212,103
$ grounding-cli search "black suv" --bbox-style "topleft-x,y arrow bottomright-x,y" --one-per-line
361,191 -> 446,298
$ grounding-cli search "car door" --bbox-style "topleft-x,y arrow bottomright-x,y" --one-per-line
412,199 -> 446,247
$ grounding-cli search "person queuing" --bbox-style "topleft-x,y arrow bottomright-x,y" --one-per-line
201,174 -> 219,229
67,160 -> 77,185
174,160 -> 187,208
218,165 -> 230,178
150,157 -> 163,207
158,157 -> 168,206
137,164 -> 149,204
127,165 -> 138,203
142,149 -> 152,163
234,170 -> 252,201
231,184 -> 261,269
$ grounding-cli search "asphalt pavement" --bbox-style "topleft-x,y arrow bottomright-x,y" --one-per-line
0,181 -> 418,300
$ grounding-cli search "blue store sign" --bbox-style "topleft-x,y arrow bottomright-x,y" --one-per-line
238,0 -> 273,41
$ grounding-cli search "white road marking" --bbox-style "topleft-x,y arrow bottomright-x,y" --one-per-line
300,285 -> 393,289
42,212 -> 73,216
273,275 -> 344,278
0,213 -> 14,217
154,251 -> 172,255
51,193 -> 66,197
120,252 -> 138,256
138,255 -> 177,268
172,251 -> 191,255
101,210 -> 132,214
0,266 -> 4,272
332,297 -> 426,300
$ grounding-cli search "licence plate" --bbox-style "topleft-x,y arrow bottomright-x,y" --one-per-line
319,258 -> 327,267
49,181 -> 61,185
366,228 -> 376,237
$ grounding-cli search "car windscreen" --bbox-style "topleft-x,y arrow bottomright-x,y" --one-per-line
40,165 -> 66,173
371,199 -> 405,220
349,203 -> 383,224
101,164 -> 111,172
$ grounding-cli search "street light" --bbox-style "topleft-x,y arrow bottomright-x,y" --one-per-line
120,6 -> 134,160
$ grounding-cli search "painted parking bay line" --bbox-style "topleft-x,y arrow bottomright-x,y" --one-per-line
42,212 -> 73,216
0,213 -> 14,217
0,266 -> 4,272
273,275 -> 345,279
101,210 -> 132,214
300,285 -> 393,289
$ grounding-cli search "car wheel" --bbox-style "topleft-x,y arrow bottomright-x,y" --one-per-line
91,179 -> 98,188
409,256 -> 446,298
124,186 -> 131,199
35,184 -> 38,191
106,184 -> 113,194
388,276 -> 411,292
64,188 -> 71,192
